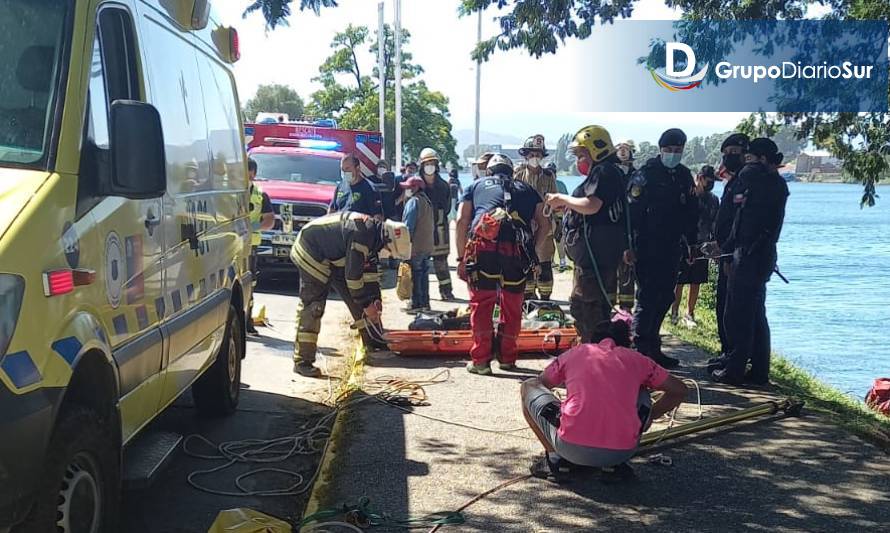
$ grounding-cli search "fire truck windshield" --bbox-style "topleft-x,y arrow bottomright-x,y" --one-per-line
251,153 -> 341,185
0,0 -> 70,169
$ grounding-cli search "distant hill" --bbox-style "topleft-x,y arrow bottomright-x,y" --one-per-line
453,129 -> 523,158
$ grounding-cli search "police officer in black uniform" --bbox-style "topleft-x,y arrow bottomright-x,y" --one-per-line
711,138 -> 789,386
708,133 -> 749,369
626,128 -> 698,368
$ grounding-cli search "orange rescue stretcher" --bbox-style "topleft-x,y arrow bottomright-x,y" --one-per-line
385,328 -> 579,357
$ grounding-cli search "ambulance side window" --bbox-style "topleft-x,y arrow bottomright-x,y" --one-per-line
198,55 -> 245,191
77,7 -> 140,217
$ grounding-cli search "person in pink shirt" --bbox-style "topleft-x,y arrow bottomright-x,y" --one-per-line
521,320 -> 688,481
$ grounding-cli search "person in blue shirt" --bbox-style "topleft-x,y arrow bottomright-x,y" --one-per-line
329,153 -> 383,218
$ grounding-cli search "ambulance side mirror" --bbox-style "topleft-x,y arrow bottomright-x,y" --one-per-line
106,100 -> 167,199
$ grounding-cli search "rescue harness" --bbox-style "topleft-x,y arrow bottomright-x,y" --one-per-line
463,177 -> 537,284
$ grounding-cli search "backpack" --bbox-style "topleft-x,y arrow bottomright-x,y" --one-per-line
866,378 -> 890,416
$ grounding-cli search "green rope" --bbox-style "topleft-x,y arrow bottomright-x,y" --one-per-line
581,216 -> 614,310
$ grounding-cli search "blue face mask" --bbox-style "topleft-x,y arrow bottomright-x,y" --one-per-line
341,170 -> 353,183
661,151 -> 683,169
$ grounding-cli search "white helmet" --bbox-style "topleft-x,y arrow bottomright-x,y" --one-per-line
487,153 -> 513,175
418,147 -> 439,164
381,220 -> 412,260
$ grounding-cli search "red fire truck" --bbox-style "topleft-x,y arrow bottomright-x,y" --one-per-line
245,120 -> 383,280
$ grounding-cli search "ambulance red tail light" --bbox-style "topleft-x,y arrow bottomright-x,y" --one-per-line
231,28 -> 240,62
43,270 -> 74,297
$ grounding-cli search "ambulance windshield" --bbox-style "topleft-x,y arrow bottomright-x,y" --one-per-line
251,153 -> 342,186
0,0 -> 69,168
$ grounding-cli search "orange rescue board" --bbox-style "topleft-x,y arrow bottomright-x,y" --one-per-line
386,328 -> 579,357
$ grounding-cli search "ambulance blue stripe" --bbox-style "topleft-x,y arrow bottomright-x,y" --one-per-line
1,351 -> 41,388
154,297 -> 166,320
186,284 -> 195,302
135,305 -> 149,330
171,290 -> 182,312
113,315 -> 129,336
51,336 -> 82,365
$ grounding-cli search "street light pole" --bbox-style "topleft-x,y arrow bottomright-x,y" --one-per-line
394,0 -> 403,169
474,9 -> 482,160
378,2 -> 386,162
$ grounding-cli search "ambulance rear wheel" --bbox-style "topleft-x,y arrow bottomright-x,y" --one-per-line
192,304 -> 242,416
15,406 -> 119,533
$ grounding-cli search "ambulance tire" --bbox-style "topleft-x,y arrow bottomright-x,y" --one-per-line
192,304 -> 243,417
14,406 -> 119,533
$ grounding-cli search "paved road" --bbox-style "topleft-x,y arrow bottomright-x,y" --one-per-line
320,264 -> 890,532
121,277 -> 357,532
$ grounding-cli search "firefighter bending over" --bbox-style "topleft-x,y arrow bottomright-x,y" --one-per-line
456,154 -> 550,376
290,212 -> 411,377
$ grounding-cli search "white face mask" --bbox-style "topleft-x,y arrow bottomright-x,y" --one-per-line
405,189 -> 415,198
527,157 -> 542,169
341,170 -> 353,182
423,164 -> 437,176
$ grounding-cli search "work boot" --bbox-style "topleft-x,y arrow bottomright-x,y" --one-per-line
743,371 -> 771,388
498,361 -> 518,372
246,322 -> 260,336
293,362 -> 322,378
710,367 -> 744,386
466,361 -> 493,376
706,355 -> 728,372
599,463 -> 636,485
364,339 -> 390,353
440,290 -> 455,301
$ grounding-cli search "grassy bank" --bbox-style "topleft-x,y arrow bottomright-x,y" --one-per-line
668,268 -> 890,448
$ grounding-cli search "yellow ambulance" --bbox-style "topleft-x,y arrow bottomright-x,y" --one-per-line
0,1 -> 250,530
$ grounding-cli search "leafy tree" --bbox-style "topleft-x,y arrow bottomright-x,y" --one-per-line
249,0 -> 888,203
242,84 -> 305,122
305,24 -> 459,167
635,141 -> 660,164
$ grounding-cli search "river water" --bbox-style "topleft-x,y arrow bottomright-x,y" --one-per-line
457,174 -> 889,396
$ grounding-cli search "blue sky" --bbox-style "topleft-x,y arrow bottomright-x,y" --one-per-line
217,0 -> 761,146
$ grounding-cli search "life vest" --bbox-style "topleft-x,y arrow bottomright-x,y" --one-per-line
866,378 -> 890,416
249,183 -> 265,246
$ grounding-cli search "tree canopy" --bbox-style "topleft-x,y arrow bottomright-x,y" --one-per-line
242,83 -> 305,122
305,24 -> 459,167
248,0 -> 889,203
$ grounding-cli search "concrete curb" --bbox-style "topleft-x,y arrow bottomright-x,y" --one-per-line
301,342 -> 366,521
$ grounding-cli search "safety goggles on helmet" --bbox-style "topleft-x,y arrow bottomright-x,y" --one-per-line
381,220 -> 412,260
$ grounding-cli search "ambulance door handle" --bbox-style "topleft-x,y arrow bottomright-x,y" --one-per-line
144,213 -> 161,235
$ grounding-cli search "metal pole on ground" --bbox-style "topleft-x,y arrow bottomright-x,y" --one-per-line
378,1 -> 386,162
394,0 -> 403,168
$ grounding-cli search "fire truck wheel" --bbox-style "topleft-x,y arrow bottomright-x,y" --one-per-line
15,406 -> 119,533
192,304 -> 243,417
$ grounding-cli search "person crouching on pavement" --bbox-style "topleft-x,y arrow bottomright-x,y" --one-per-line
456,154 -> 550,375
521,319 -> 688,482
400,177 -> 434,314
290,212 -> 412,377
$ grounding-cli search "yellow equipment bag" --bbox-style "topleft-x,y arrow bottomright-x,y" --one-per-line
397,261 -> 412,301
207,508 -> 292,533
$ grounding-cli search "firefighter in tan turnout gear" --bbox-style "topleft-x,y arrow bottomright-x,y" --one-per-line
514,135 -> 557,300
290,212 -> 411,377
